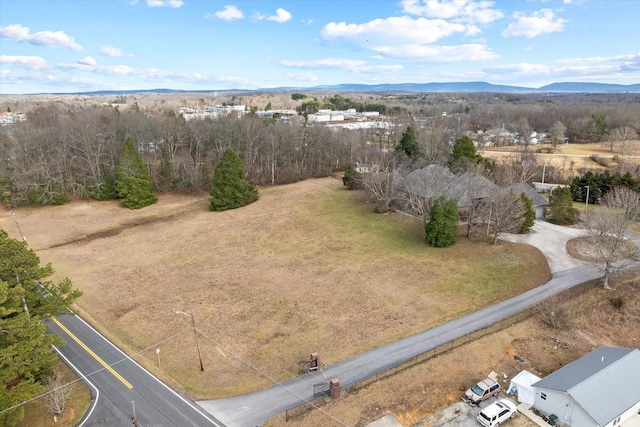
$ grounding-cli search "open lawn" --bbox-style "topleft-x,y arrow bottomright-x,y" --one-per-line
1,177 -> 550,401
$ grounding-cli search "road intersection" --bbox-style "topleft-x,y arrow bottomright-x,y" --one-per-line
47,220 -> 639,426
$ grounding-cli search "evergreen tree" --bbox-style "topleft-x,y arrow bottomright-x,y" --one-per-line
426,197 -> 459,247
342,167 -> 362,190
396,126 -> 420,159
448,135 -> 482,172
209,148 -> 258,211
586,113 -> 607,142
519,193 -> 536,233
115,137 -> 157,209
449,135 -> 481,164
0,230 -> 81,426
548,187 -> 575,225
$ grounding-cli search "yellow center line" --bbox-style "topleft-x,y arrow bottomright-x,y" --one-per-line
51,316 -> 133,389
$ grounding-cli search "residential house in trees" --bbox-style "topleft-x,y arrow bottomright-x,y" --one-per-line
532,346 -> 640,427
510,182 -> 550,218
402,165 -> 498,218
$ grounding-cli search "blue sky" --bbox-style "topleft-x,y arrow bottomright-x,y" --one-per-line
1,0 -> 639,94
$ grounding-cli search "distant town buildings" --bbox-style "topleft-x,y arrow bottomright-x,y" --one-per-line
177,104 -> 389,130
179,104 -> 247,120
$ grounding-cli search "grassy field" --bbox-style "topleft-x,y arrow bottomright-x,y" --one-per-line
484,141 -> 640,182
1,177 -> 550,402
264,270 -> 640,427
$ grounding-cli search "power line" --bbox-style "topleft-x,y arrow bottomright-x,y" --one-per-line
196,329 -> 349,427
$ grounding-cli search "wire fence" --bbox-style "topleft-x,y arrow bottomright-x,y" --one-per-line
285,277 -> 601,422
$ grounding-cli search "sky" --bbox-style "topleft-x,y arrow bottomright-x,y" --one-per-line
0,0 -> 639,94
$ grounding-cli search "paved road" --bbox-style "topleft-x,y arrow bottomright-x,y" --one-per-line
47,314 -> 225,427
198,263 -> 605,426
199,222 -> 640,427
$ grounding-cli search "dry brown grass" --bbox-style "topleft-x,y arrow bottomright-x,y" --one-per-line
566,236 -> 638,263
1,177 -> 549,401
483,141 -> 640,182
265,270 -> 640,427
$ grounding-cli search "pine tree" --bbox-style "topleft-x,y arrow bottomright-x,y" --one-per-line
209,148 -> 258,211
426,197 -> 459,247
115,137 -> 157,209
0,230 -> 80,426
396,126 -> 420,159
449,135 -> 481,165
549,187 -> 575,225
519,193 -> 536,233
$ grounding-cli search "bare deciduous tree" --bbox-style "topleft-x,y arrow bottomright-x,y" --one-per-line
551,120 -> 567,148
361,158 -> 404,212
582,187 -> 640,289
43,373 -> 75,416
484,187 -> 526,244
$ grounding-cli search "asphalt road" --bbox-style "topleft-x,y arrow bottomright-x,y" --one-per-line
47,314 -> 225,427
198,263 -> 605,427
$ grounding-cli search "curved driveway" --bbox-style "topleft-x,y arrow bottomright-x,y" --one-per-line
198,220 -> 637,427
500,220 -> 588,273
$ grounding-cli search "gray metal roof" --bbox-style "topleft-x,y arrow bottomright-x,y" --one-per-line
533,347 -> 640,426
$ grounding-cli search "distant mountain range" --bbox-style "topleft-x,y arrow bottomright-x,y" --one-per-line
47,81 -> 640,96
304,81 -> 640,93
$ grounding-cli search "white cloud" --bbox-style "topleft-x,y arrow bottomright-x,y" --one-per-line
322,16 -> 467,45
100,46 -> 134,57
400,0 -> 504,24
372,43 -> 498,61
0,24 -> 83,50
267,8 -> 292,23
286,72 -> 318,82
483,53 -> 640,84
0,55 -> 49,70
280,58 -> 402,74
281,58 -> 367,70
557,53 -> 640,65
212,5 -> 244,21
502,9 -> 566,38
321,16 -> 496,62
78,56 -> 97,66
146,0 -> 183,8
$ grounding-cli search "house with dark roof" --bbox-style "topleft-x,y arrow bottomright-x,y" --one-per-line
532,346 -> 640,427
510,182 -> 550,219
403,165 -> 498,209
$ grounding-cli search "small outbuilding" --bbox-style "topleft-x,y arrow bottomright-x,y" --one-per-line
508,370 -> 541,405
532,346 -> 640,427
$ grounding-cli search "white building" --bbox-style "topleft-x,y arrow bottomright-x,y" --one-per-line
532,347 -> 640,427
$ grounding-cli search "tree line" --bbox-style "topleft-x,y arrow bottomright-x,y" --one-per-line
0,105 -> 382,207
1,92 -> 638,208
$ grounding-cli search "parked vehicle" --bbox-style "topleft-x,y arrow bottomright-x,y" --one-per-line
477,398 -> 517,426
463,377 -> 501,405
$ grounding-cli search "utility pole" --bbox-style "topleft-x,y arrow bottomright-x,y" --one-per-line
131,400 -> 138,426
585,185 -> 590,210
176,305 -> 204,371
